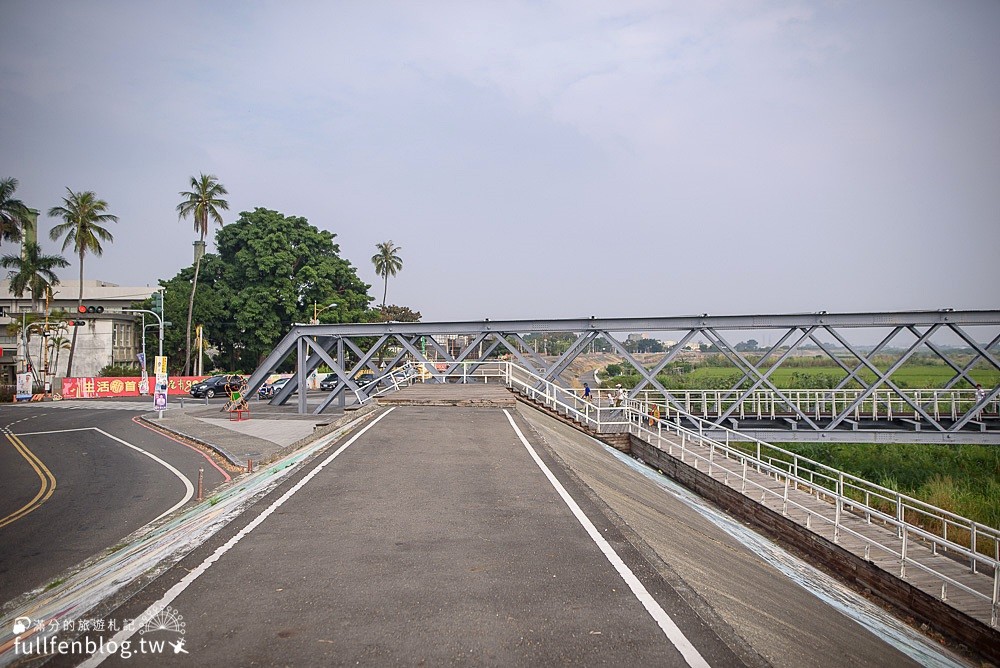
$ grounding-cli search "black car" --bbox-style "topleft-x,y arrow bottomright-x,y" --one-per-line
190,374 -> 245,399
319,374 -> 338,391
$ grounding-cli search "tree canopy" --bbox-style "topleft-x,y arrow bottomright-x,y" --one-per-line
142,208 -> 372,373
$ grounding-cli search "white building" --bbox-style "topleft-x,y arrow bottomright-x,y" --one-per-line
0,280 -> 157,383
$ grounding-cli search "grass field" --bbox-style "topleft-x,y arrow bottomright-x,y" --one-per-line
680,365 -> 1000,388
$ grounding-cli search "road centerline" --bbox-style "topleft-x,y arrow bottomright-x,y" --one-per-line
12,426 -> 195,523
0,431 -> 57,529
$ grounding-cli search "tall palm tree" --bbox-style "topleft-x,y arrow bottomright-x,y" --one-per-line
49,188 -> 118,377
371,240 -> 403,309
0,241 -> 69,311
0,177 -> 30,248
177,173 -> 228,376
47,334 -> 71,377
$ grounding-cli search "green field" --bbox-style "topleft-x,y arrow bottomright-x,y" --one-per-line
678,365 -> 1000,389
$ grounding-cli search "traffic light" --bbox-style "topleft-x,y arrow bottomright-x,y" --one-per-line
152,291 -> 164,316
77,304 -> 105,314
67,319 -> 86,327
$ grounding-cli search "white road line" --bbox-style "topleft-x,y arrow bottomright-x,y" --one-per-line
79,406 -> 395,668
13,427 -> 194,523
502,409 -> 710,668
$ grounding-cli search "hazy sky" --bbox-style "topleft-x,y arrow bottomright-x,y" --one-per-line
2,1 -> 998,323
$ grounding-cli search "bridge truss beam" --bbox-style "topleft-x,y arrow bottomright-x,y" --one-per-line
243,310 -> 1000,442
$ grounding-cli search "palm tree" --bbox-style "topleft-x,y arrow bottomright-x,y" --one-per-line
177,173 -> 228,376
47,334 -> 72,377
49,188 -> 118,377
371,240 -> 403,309
0,241 -> 69,311
0,177 -> 30,248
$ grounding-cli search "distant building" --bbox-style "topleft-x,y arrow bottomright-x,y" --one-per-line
0,280 -> 157,383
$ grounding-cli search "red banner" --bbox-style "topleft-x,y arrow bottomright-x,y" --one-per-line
60,376 -> 211,399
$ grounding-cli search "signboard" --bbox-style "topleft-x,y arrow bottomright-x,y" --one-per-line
16,372 -> 33,399
153,356 -> 169,411
60,376 -> 210,399
137,352 -> 149,395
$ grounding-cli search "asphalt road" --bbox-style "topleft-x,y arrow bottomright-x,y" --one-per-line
76,406 -> 740,666
23,401 -> 965,667
0,403 -> 229,606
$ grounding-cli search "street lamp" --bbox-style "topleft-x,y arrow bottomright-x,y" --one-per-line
124,308 -> 165,357
312,302 -> 337,325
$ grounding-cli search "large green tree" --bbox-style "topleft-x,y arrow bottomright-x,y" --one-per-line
176,173 -> 229,376
48,188 -> 118,377
137,257 -> 227,374
371,240 -> 403,308
0,241 -> 69,310
0,177 -> 30,248
148,208 -> 371,372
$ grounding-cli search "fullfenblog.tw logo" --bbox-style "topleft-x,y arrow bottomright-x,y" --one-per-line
138,605 -> 188,654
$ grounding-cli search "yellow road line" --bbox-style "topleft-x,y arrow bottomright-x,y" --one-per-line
0,432 -> 57,529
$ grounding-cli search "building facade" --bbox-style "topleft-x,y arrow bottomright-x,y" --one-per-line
0,280 -> 158,384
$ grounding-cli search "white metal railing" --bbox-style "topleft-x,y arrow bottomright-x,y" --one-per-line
631,388 -> 997,423
482,362 -> 1000,628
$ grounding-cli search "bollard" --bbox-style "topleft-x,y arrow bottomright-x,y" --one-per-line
197,468 -> 204,501
248,459 -> 254,473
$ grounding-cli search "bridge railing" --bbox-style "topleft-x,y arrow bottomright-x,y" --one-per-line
632,388 -> 998,423
488,362 -> 999,627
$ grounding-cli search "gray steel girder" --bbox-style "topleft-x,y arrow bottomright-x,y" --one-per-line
238,311 -> 1000,441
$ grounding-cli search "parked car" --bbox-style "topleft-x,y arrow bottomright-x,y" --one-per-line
258,377 -> 293,399
190,374 -> 244,399
319,374 -> 338,391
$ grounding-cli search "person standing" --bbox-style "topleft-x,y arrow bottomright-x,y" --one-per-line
975,383 -> 988,419
583,382 -> 591,402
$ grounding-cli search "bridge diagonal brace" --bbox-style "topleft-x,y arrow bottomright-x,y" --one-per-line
494,334 -> 544,376
807,332 -> 871,394
543,331 -> 599,385
942,332 -> 1000,391
830,327 -> 903,392
826,325 -> 944,430
603,334 -> 687,414
631,329 -> 701,394
711,328 -> 798,406
706,327 -> 821,429
393,335 -> 447,383
950,324 -> 1000,373
441,332 -> 492,378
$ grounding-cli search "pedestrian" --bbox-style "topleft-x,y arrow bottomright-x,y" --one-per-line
975,383 -> 987,419
615,384 -> 626,407
583,382 -> 591,402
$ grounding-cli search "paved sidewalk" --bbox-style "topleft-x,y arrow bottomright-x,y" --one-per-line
138,400 -> 358,468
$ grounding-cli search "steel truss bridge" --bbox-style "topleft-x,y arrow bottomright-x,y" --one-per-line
246,309 -> 1000,443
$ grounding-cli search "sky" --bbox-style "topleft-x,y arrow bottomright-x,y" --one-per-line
2,1 -> 998,324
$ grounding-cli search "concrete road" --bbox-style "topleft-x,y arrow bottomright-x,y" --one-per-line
80,406 -> 739,666
0,404 -> 229,605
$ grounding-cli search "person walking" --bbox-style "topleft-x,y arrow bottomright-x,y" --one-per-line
583,382 -> 591,402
